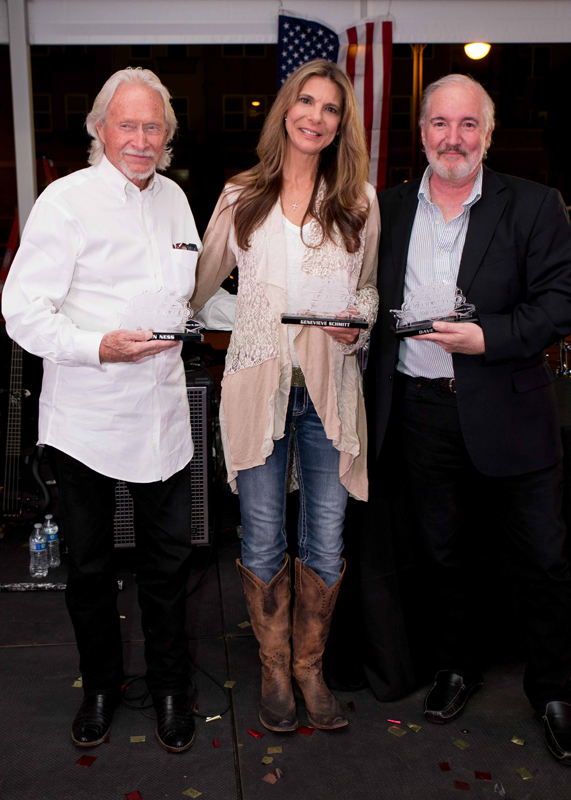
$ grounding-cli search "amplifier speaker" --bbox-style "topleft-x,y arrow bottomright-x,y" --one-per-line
113,382 -> 211,547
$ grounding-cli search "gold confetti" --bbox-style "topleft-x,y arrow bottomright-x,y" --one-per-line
224,680 -> 236,689
262,774 -> 277,785
182,789 -> 202,798
515,768 -> 533,780
262,756 -> 274,765
267,746 -> 282,754
205,715 -> 221,722
407,723 -> 421,733
130,735 -> 145,743
453,739 -> 470,750
388,726 -> 407,737
238,621 -> 252,629
237,743 -> 243,747
511,736 -> 525,746
71,677 -> 83,688
120,615 -> 126,619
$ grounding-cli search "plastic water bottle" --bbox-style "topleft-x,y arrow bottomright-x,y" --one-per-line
44,514 -> 61,568
29,523 -> 48,578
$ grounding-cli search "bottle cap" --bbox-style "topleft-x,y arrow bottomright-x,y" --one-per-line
45,514 -> 53,520
34,523 -> 43,528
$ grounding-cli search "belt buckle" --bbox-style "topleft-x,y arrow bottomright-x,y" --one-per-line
448,378 -> 456,394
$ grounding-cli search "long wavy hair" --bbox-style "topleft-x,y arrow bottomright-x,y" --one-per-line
231,59 -> 370,253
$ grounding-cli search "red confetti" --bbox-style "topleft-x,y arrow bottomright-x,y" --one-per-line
439,762 -> 451,772
104,736 -> 110,744
388,719 -> 401,724
347,701 -> 356,712
76,755 -> 97,767
126,793 -> 143,800
454,781 -> 470,790
274,767 -> 284,779
213,738 -> 221,748
296,726 -> 315,736
475,771 -> 492,782
194,703 -> 199,711
248,729 -> 264,739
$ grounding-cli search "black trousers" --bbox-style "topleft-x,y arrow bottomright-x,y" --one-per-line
395,373 -> 571,711
48,447 -> 193,698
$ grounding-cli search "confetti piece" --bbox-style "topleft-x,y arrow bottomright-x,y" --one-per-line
237,743 -> 243,747
249,729 -> 264,739
104,736 -> 110,743
515,767 -> 533,780
182,790 -> 202,798
388,726 -> 407,737
238,621 -> 252,629
274,768 -> 283,779
130,735 -> 146,743
493,783 -> 506,797
76,755 -> 97,767
475,771 -> 492,782
206,715 -> 221,722
194,703 -> 199,711
296,726 -> 315,736
453,739 -> 470,750
388,719 -> 401,724
454,780 -> 470,790
72,677 -> 82,688
461,729 -> 469,734
347,701 -> 356,712
262,756 -> 274,765
407,723 -> 421,733
267,746 -> 282,754
262,774 -> 278,785
439,762 -> 451,772
126,793 -> 143,800
224,680 -> 236,689
120,615 -> 126,619
213,738 -> 221,748
511,735 -> 525,746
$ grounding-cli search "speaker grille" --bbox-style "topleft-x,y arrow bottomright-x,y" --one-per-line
113,386 -> 209,547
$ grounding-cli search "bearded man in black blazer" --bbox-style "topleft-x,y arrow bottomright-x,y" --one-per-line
366,73 -> 571,764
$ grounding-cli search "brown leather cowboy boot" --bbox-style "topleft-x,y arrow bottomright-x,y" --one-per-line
292,558 -> 348,729
236,555 -> 298,732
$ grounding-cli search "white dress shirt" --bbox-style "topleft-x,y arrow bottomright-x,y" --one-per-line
398,165 -> 483,379
2,156 -> 201,483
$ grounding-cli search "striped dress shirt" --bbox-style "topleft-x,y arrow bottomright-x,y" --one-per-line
397,165 -> 483,379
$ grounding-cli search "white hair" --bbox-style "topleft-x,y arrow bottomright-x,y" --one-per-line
86,67 -> 178,170
420,74 -> 495,135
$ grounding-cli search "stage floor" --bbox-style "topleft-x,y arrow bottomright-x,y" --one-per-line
0,514 -> 568,800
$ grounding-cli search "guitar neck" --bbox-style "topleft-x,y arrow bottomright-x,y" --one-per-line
3,341 -> 23,514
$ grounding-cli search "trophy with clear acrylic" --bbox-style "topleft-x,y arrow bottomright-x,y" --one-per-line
120,288 -> 204,341
281,275 -> 368,329
390,280 -> 478,337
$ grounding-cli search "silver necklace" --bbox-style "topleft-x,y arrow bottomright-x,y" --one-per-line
282,185 -> 313,210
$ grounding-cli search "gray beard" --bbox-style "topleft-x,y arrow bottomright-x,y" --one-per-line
428,151 -> 483,181
119,158 -> 156,182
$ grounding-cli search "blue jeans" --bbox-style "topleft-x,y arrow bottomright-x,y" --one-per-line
236,388 -> 348,588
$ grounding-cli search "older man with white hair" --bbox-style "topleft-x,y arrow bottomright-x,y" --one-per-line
2,68 -> 200,753
366,74 -> 571,764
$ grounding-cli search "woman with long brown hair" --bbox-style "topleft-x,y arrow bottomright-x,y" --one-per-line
192,59 -> 380,733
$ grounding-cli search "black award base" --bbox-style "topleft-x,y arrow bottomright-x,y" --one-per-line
151,331 -> 204,341
393,315 -> 480,337
281,314 -> 368,329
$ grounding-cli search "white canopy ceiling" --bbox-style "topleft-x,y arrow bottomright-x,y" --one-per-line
1,0 -> 571,46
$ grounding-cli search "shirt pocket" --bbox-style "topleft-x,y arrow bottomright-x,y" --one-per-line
169,248 -> 198,299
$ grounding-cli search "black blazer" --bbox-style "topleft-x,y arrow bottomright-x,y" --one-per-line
366,167 -> 571,477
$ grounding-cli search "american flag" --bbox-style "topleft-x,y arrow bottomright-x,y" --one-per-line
278,14 -> 393,191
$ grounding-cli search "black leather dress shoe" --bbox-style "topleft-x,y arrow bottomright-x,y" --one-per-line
424,670 -> 483,724
154,694 -> 196,753
542,701 -> 571,765
71,693 -> 119,746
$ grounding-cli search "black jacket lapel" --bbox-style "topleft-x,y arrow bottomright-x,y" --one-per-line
458,168 -> 508,295
389,180 -> 420,307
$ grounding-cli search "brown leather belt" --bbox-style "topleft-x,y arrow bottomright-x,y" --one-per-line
406,374 -> 456,394
291,366 -> 306,387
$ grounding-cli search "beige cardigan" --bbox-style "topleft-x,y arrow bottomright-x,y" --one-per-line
191,183 -> 380,501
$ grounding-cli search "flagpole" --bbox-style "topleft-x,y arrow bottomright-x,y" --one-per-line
411,43 -> 427,179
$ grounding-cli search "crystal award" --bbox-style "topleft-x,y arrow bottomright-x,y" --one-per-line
281,275 -> 368,329
120,288 -> 204,341
390,281 -> 478,337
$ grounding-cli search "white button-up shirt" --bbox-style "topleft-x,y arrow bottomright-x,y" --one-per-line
398,165 -> 483,379
2,156 -> 200,483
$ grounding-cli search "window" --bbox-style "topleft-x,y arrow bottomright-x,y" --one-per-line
31,45 -> 50,57
167,45 -> 188,59
130,45 -> 152,59
172,97 -> 189,132
393,44 -> 412,59
65,94 -> 89,132
530,46 -> 551,78
33,94 -> 52,132
223,96 -> 267,131
222,44 -> 266,58
390,96 -> 412,131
